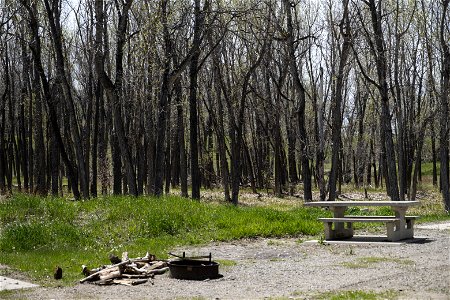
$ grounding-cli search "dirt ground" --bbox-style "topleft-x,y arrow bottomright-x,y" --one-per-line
1,222 -> 449,300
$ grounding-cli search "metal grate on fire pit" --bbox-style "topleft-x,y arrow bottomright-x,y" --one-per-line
167,252 -> 220,280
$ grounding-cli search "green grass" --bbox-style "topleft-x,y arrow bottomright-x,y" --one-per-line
311,290 -> 398,300
0,290 -> 22,300
0,194 -> 323,286
339,256 -> 414,269
216,259 -> 237,267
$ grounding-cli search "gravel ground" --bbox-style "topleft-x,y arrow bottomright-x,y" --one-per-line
3,223 -> 450,300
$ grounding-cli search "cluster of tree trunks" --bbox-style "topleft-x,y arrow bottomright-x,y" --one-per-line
0,0 -> 448,209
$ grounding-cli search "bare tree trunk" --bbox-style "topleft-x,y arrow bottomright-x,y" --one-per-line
50,125 -> 60,196
393,27 -> 406,201
315,67 -> 326,200
19,36 -> 30,192
21,0 -> 79,198
170,75 -> 180,189
0,63 -> 7,195
95,0 -> 137,196
43,0 -> 89,198
368,0 -> 400,201
284,0 -> 312,201
329,0 -> 351,201
146,113 -> 156,195
287,114 -> 298,184
243,139 -> 257,193
211,44 -> 230,202
111,133 -> 122,195
90,81 -> 101,197
431,126 -> 438,186
18,99 -> 27,191
174,74 -> 188,197
411,118 -> 431,201
30,63 -> 46,196
136,111 -> 145,196
188,0 -> 209,200
439,0 -> 450,210
164,101 -> 172,195
153,0 -> 171,196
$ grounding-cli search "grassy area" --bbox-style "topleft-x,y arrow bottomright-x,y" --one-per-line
0,186 -> 448,288
311,290 -> 399,300
339,256 -> 414,269
0,194 -> 323,286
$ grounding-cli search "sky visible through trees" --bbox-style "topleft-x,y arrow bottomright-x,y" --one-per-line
0,0 -> 448,210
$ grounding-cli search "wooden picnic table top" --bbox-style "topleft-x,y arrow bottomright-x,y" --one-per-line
303,200 -> 420,207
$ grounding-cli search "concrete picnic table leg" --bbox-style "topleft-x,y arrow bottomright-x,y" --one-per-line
387,206 -> 414,241
324,206 -> 353,240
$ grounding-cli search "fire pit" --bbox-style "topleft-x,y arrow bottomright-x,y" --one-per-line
168,252 -> 220,280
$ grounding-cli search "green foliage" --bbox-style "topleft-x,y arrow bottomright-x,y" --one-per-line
0,194 -> 323,286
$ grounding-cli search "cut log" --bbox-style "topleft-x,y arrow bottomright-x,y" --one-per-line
81,262 -> 128,283
82,265 -> 90,277
121,274 -> 154,279
147,267 -> 169,275
112,279 -> 148,286
124,265 -> 147,275
143,261 -> 167,271
93,279 -> 114,285
109,253 -> 122,264
99,270 -> 122,281
80,252 -> 164,284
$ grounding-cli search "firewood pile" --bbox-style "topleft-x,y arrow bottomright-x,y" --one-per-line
80,251 -> 168,286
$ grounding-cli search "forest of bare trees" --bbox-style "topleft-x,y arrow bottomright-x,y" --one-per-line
0,0 -> 448,210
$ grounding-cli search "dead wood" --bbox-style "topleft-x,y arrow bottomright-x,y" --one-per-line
99,270 -> 122,281
147,267 -> 169,275
144,261 -> 167,271
80,252 -> 165,285
121,274 -> 155,279
109,253 -> 121,264
80,263 -> 126,283
93,279 -> 114,285
112,279 -> 148,286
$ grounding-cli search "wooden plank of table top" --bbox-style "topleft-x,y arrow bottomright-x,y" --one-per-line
304,201 -> 420,207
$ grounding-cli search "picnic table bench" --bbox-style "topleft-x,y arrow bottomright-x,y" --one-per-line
304,201 -> 420,241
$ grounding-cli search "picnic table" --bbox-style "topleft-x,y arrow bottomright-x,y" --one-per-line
304,201 -> 420,241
